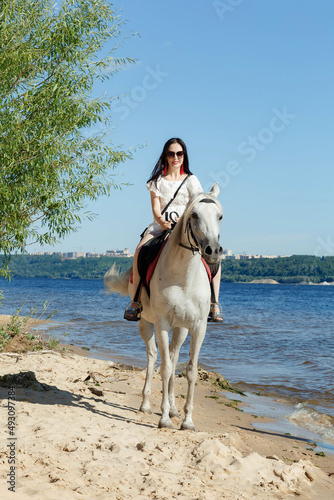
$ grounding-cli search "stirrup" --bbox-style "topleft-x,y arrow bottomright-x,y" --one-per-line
208,302 -> 223,323
124,301 -> 143,322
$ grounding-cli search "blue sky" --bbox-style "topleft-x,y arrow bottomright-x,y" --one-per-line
30,0 -> 334,256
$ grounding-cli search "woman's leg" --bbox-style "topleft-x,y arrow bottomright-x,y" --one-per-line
209,263 -> 223,322
124,233 -> 156,320
131,233 -> 155,301
211,263 -> 221,304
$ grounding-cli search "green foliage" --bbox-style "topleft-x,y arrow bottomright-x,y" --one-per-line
46,332 -> 68,350
0,254 -> 133,279
0,305 -> 29,337
0,297 -> 60,352
0,306 -> 31,349
221,256 -> 334,284
1,254 -> 334,282
0,331 -> 11,349
0,0 -> 135,277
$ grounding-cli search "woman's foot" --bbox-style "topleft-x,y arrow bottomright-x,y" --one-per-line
208,302 -> 223,322
124,301 -> 143,321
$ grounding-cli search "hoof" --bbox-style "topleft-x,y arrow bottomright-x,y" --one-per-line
158,419 -> 173,429
169,409 -> 180,419
181,422 -> 195,431
139,405 -> 151,415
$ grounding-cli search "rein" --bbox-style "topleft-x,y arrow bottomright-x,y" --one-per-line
179,218 -> 200,254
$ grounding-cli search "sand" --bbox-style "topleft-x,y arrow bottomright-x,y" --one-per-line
0,345 -> 334,500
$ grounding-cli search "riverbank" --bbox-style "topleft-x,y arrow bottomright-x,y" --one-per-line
2,253 -> 334,284
1,345 -> 334,498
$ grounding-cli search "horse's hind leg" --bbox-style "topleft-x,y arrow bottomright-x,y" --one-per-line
138,318 -> 157,414
181,325 -> 206,431
168,327 -> 188,419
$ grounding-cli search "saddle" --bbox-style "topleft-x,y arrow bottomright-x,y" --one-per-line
131,229 -> 219,300
136,230 -> 170,298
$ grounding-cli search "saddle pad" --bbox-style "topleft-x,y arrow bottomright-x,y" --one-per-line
201,258 -> 212,283
130,235 -> 213,286
146,239 -> 168,285
137,230 -> 170,286
130,254 -> 212,284
130,230 -> 170,285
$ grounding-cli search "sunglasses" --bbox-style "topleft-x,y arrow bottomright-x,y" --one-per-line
166,151 -> 184,159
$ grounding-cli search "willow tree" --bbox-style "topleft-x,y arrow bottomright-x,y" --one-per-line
0,0 -> 133,276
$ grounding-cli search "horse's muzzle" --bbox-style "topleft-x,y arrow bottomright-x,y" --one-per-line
203,242 -> 223,264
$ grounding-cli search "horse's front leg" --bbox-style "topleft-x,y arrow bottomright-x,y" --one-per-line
138,318 -> 157,414
181,323 -> 206,431
156,326 -> 173,428
168,327 -> 188,419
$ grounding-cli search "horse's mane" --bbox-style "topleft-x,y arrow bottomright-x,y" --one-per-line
170,191 -> 222,246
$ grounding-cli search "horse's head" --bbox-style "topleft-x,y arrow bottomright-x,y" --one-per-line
177,183 -> 223,264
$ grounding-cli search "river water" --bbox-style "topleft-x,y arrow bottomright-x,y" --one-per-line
1,278 -> 333,449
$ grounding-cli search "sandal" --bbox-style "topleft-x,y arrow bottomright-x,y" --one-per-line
208,302 -> 224,323
124,301 -> 143,321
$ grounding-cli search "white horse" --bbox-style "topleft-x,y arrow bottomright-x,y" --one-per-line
104,184 -> 223,430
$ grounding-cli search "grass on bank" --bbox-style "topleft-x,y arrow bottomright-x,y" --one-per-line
0,301 -> 66,354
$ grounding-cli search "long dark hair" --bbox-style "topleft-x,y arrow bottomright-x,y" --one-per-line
147,138 -> 192,184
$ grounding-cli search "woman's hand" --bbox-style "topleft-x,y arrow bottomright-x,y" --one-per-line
157,217 -> 172,230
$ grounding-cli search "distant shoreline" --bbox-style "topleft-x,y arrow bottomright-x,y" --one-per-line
247,279 -> 334,285
1,254 -> 334,284
2,276 -> 334,286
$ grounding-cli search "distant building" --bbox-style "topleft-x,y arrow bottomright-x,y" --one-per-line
221,248 -> 233,260
62,251 -> 85,259
106,248 -> 133,257
28,248 -> 287,260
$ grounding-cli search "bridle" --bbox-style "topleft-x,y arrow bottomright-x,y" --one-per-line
178,198 -> 218,255
179,218 -> 201,254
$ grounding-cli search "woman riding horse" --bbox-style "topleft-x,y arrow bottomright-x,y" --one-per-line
105,183 -> 223,430
124,137 -> 223,322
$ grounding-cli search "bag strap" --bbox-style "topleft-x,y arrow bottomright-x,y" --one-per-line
161,174 -> 190,215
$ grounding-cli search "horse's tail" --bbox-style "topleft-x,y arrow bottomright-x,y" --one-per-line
104,263 -> 132,297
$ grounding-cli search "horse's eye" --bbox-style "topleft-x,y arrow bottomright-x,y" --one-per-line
191,212 -> 199,220
218,215 -> 223,221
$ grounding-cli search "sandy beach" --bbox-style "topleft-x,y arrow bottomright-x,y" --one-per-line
0,332 -> 334,500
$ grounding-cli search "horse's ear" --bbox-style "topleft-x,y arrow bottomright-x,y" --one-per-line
209,183 -> 220,198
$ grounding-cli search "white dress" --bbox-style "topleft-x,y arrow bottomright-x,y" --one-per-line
144,175 -> 203,236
